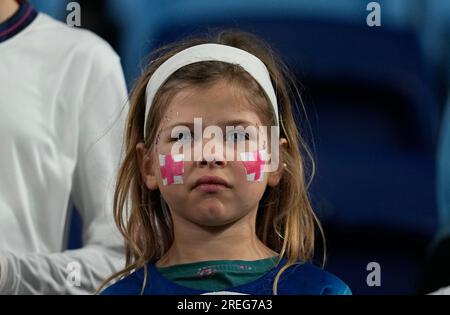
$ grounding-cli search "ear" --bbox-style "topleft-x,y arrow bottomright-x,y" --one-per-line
136,142 -> 159,190
267,138 -> 288,187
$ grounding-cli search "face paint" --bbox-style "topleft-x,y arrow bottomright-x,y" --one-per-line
159,153 -> 184,185
240,150 -> 267,182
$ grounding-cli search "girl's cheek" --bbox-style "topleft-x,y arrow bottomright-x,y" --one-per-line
239,150 -> 268,182
159,153 -> 185,186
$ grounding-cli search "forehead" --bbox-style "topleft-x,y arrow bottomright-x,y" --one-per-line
162,80 -> 264,126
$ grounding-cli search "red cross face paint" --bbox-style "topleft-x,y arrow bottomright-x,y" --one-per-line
239,150 -> 268,182
159,153 -> 184,186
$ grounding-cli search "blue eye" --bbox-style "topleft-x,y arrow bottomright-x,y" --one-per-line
226,130 -> 249,142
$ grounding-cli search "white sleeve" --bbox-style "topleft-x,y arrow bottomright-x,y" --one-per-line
0,41 -> 128,295
428,286 -> 450,295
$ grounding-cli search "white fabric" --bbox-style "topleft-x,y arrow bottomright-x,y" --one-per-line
429,286 -> 450,295
0,13 -> 127,294
144,43 -> 279,136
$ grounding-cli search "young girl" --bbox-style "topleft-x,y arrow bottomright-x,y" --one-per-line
100,30 -> 351,295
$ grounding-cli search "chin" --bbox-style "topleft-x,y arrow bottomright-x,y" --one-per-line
193,201 -> 239,227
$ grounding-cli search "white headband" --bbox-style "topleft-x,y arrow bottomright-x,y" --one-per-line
144,43 -> 279,137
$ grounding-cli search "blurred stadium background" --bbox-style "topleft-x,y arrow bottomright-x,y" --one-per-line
29,0 -> 450,295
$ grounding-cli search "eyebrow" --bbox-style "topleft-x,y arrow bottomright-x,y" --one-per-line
159,119 -> 257,133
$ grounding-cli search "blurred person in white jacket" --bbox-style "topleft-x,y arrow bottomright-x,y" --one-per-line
430,286 -> 450,295
0,0 -> 127,294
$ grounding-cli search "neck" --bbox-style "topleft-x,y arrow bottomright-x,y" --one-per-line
156,208 -> 278,267
0,0 -> 19,24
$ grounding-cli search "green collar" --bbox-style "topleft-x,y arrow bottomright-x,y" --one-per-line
157,256 -> 279,291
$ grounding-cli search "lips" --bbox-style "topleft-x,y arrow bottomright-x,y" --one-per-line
192,175 -> 231,192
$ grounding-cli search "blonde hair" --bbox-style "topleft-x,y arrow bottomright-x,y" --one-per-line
98,30 -> 325,295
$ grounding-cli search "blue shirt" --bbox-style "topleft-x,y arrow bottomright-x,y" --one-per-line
101,258 -> 352,295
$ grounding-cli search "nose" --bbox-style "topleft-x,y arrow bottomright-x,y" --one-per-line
195,138 -> 227,168
197,158 -> 227,168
